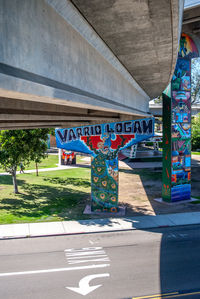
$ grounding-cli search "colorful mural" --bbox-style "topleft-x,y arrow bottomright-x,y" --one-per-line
56,118 -> 154,212
162,94 -> 171,201
60,150 -> 76,165
162,33 -> 198,202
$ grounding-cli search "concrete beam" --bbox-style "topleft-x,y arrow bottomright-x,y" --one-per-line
0,0 -> 150,121
0,93 -> 151,129
0,122 -> 91,129
0,97 -> 88,115
0,114 -> 120,122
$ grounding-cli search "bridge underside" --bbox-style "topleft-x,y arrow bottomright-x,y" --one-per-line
0,95 -> 142,130
0,0 -> 183,129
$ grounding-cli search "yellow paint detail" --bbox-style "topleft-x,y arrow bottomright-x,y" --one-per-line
161,291 -> 200,298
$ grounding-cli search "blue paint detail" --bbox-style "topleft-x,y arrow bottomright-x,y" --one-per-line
55,118 -> 154,152
171,184 -> 191,201
55,139 -> 93,155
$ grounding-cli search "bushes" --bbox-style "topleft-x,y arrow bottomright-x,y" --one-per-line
192,113 -> 200,151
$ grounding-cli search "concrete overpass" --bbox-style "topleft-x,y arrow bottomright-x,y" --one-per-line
149,0 -> 200,118
0,0 -> 183,129
148,0 -> 200,118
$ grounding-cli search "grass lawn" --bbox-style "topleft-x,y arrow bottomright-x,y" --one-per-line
0,154 -> 59,173
0,168 -> 91,224
192,152 -> 200,155
0,154 -> 86,173
1,158 -> 199,225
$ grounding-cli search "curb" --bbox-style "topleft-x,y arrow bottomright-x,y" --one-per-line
1,212 -> 200,240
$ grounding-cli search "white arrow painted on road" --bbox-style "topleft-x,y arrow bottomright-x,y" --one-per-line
66,273 -> 110,296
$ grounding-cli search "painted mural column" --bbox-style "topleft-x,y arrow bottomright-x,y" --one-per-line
81,134 -> 134,212
162,33 -> 199,202
55,118 -> 154,213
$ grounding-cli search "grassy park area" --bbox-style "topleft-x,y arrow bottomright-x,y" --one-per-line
0,154 -> 58,173
0,168 -> 91,224
0,154 -> 200,225
0,153 -> 86,173
192,151 -> 200,155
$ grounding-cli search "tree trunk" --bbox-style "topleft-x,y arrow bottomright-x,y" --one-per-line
36,162 -> 38,176
12,168 -> 19,194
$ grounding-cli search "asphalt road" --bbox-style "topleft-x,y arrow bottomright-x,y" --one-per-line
1,225 -> 200,299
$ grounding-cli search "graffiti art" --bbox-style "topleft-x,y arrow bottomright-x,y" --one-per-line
56,118 -> 154,212
162,33 -> 198,202
172,91 -> 191,123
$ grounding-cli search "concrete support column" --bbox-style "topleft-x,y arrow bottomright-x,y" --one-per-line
162,33 -> 199,202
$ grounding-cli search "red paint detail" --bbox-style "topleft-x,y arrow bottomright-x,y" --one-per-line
166,168 -> 169,178
165,149 -> 169,160
110,135 -> 135,149
165,133 -> 169,144
172,174 -> 177,183
81,136 -> 101,149
62,150 -> 75,160
81,134 -> 135,150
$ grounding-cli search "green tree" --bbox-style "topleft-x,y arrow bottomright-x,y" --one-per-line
192,113 -> 200,151
191,58 -> 200,105
0,129 -> 49,193
29,129 -> 49,176
154,95 -> 162,104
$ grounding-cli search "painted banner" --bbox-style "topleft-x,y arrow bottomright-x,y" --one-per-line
162,33 -> 198,202
56,118 -> 154,212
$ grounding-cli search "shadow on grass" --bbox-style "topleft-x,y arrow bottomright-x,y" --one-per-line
43,177 -> 91,187
0,183 -> 90,220
0,175 -> 26,186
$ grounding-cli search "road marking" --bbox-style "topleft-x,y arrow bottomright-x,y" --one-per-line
132,292 -> 178,299
89,240 -> 99,245
166,233 -> 177,239
67,254 -> 108,260
67,257 -> 110,264
65,250 -> 106,257
166,233 -> 188,240
161,291 -> 200,298
132,290 -> 200,298
66,273 -> 110,296
65,246 -> 110,266
65,247 -> 102,252
0,264 -> 110,277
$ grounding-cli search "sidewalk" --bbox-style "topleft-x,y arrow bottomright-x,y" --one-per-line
1,212 -> 200,239
0,165 -> 78,176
